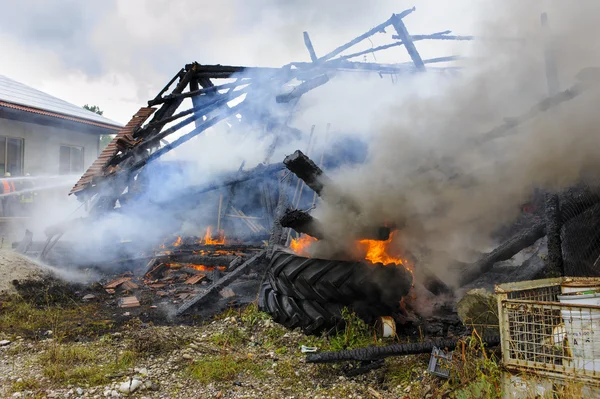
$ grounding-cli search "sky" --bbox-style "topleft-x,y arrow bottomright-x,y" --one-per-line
0,0 -> 481,125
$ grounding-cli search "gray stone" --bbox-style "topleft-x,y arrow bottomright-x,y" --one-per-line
456,288 -> 499,334
118,379 -> 142,393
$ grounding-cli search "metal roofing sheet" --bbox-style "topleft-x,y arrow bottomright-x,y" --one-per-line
0,75 -> 122,127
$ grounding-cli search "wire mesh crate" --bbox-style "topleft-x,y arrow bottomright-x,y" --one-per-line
496,277 -> 600,382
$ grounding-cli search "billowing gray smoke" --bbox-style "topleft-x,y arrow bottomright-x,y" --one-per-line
309,1 -> 600,286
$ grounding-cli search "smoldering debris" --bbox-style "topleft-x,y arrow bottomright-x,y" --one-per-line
8,4 -> 600,345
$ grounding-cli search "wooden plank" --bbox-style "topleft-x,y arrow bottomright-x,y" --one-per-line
176,250 -> 265,315
104,277 -> 132,289
184,274 -> 206,285
119,296 -> 140,308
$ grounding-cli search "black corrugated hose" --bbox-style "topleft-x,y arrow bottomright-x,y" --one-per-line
306,336 -> 501,363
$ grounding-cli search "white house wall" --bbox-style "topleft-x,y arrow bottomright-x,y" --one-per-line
0,117 -> 99,175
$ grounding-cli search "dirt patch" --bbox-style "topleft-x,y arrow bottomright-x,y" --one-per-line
0,250 -> 51,295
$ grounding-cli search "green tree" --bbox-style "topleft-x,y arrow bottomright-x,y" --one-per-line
83,104 -> 114,151
83,104 -> 104,115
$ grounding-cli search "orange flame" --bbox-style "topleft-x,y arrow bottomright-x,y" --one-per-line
188,264 -> 227,272
165,263 -> 226,272
202,226 -> 226,245
290,235 -> 317,256
172,236 -> 183,247
289,231 -> 414,275
359,233 -> 414,274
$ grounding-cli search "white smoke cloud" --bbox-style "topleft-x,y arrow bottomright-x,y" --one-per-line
309,1 -> 600,286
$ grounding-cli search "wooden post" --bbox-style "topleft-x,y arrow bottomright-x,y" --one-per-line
217,193 -> 223,232
303,32 -> 318,62
390,13 -> 425,71
541,12 -> 564,276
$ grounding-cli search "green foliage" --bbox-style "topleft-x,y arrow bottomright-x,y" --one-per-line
0,296 -> 111,340
99,134 -> 115,150
328,308 -> 375,351
186,355 -> 266,384
39,344 -> 136,385
441,334 -> 503,398
240,303 -> 271,326
211,326 -> 249,348
10,377 -> 41,393
82,104 -> 103,115
127,327 -> 187,355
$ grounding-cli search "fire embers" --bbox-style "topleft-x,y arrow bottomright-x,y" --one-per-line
290,231 -> 414,276
163,226 -> 226,250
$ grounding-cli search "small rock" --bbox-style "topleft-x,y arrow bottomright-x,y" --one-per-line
136,368 -> 148,376
111,390 -> 119,397
404,385 -> 412,393
189,343 -> 198,350
82,294 -> 96,301
77,388 -> 84,395
123,312 -> 131,317
216,392 -> 222,398
12,393 -> 22,398
0,339 -> 10,346
182,354 -> 193,360
103,390 -> 111,397
119,379 -> 142,393
219,288 -> 235,298
45,330 -> 53,336
16,378 -> 23,383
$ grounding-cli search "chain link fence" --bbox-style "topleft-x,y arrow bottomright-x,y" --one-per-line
560,184 -> 600,276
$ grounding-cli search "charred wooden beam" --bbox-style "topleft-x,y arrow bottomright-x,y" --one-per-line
176,250 -> 266,315
149,80 -> 248,106
134,66 -> 197,140
166,255 -> 238,266
268,172 -> 293,258
152,68 -> 184,104
280,209 -> 325,239
303,32 -> 318,62
283,150 -> 331,197
317,7 -> 415,62
459,221 -> 546,286
390,13 -> 425,71
281,208 -> 392,241
276,74 -> 329,103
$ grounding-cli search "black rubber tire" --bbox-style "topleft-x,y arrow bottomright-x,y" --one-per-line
258,281 -> 344,334
268,251 -> 413,307
257,281 -> 396,335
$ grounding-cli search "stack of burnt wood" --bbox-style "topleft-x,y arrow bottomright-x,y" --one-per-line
97,238 -> 265,314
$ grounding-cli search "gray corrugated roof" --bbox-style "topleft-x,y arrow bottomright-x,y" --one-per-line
0,75 -> 122,127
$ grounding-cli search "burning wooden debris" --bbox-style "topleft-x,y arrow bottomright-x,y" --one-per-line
23,6 -> 600,345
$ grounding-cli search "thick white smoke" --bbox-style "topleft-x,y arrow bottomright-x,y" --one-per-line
309,1 -> 600,286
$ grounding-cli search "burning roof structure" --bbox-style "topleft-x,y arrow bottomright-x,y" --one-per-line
68,7 -> 470,208
27,6 -> 600,338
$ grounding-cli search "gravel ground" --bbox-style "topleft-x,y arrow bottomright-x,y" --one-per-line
0,316 -> 438,399
0,250 -> 49,295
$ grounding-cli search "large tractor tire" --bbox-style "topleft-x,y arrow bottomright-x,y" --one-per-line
268,251 -> 413,307
258,282 -> 397,335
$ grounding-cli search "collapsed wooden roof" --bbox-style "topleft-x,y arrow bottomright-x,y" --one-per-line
70,7 -> 471,211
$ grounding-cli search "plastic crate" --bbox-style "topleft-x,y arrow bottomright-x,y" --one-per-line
496,277 -> 600,382
428,347 -> 452,378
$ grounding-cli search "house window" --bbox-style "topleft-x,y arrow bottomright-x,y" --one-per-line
0,137 -> 24,176
59,145 -> 84,175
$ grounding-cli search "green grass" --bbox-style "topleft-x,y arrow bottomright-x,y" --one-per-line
39,343 -> 136,386
327,308 -> 376,351
0,296 -> 112,339
9,377 -> 41,393
186,354 -> 267,384
211,326 -> 249,347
